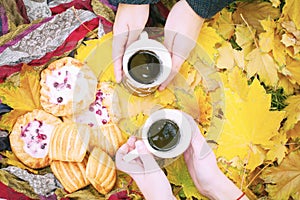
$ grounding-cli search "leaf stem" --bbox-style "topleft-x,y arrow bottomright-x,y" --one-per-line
239,14 -> 259,48
246,162 -> 272,189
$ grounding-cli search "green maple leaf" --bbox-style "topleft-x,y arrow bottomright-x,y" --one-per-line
165,156 -> 206,199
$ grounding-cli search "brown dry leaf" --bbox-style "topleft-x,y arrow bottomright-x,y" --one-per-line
245,48 -> 279,86
262,151 -> 300,200
232,0 -> 280,34
286,121 -> 300,139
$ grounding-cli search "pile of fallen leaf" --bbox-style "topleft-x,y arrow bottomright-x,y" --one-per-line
0,0 -> 300,199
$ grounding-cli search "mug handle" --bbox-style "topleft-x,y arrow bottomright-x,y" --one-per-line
123,149 -> 139,162
139,31 -> 149,40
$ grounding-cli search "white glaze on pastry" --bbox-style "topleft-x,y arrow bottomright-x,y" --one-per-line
75,88 -> 111,127
45,66 -> 88,105
20,119 -> 54,158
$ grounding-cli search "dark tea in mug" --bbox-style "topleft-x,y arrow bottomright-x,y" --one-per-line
147,119 -> 180,151
127,50 -> 161,84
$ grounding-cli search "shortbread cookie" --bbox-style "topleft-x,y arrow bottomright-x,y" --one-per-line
89,123 -> 125,156
10,109 -> 61,169
49,122 -> 90,162
40,57 -> 97,116
50,157 -> 90,193
86,147 -> 116,194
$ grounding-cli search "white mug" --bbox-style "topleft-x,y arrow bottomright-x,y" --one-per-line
123,109 -> 192,162
122,31 -> 172,97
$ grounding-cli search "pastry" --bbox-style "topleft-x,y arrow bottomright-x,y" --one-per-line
49,122 -> 90,162
65,82 -> 121,128
89,123 -> 125,157
9,109 -> 61,169
40,57 -> 97,117
50,157 -> 90,193
86,147 -> 116,194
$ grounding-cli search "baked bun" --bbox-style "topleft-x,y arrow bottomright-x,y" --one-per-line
50,157 -> 90,193
9,109 -> 61,169
65,82 -> 121,128
49,122 -> 90,162
86,147 -> 116,194
89,123 -> 125,156
40,57 -> 97,117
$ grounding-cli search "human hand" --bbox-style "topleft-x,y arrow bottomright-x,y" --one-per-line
183,113 -> 247,200
112,3 -> 150,83
116,136 -> 175,200
159,0 -> 205,90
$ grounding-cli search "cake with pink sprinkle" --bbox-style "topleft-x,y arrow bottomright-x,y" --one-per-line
66,82 -> 121,128
40,57 -> 97,117
9,109 -> 61,169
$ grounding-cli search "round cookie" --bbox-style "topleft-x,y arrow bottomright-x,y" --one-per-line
9,109 -> 61,169
40,57 -> 97,116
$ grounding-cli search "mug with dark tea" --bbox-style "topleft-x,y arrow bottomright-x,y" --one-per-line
123,109 -> 192,162
122,32 -> 172,97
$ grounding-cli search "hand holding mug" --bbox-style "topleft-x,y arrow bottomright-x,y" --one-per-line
115,136 -> 175,200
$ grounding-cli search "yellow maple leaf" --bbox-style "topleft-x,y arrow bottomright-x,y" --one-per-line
118,113 -> 147,136
0,65 -> 42,132
245,48 -> 279,86
165,156 -> 204,199
174,88 -> 200,120
0,65 -> 41,111
194,85 -> 212,127
281,0 -> 300,29
0,110 -> 27,132
216,42 -> 245,70
272,35 -> 287,66
216,78 -> 285,171
210,9 -> 235,40
283,95 -> 300,131
285,59 -> 300,85
195,23 -> 223,64
265,133 -> 288,164
259,18 -> 276,53
269,0 -> 281,7
76,33 -> 114,79
0,151 -> 38,174
235,25 -> 256,57
223,67 -> 248,100
232,0 -> 280,34
262,151 -> 300,199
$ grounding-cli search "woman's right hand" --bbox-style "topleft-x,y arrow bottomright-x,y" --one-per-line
112,3 -> 150,83
183,114 -> 248,200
